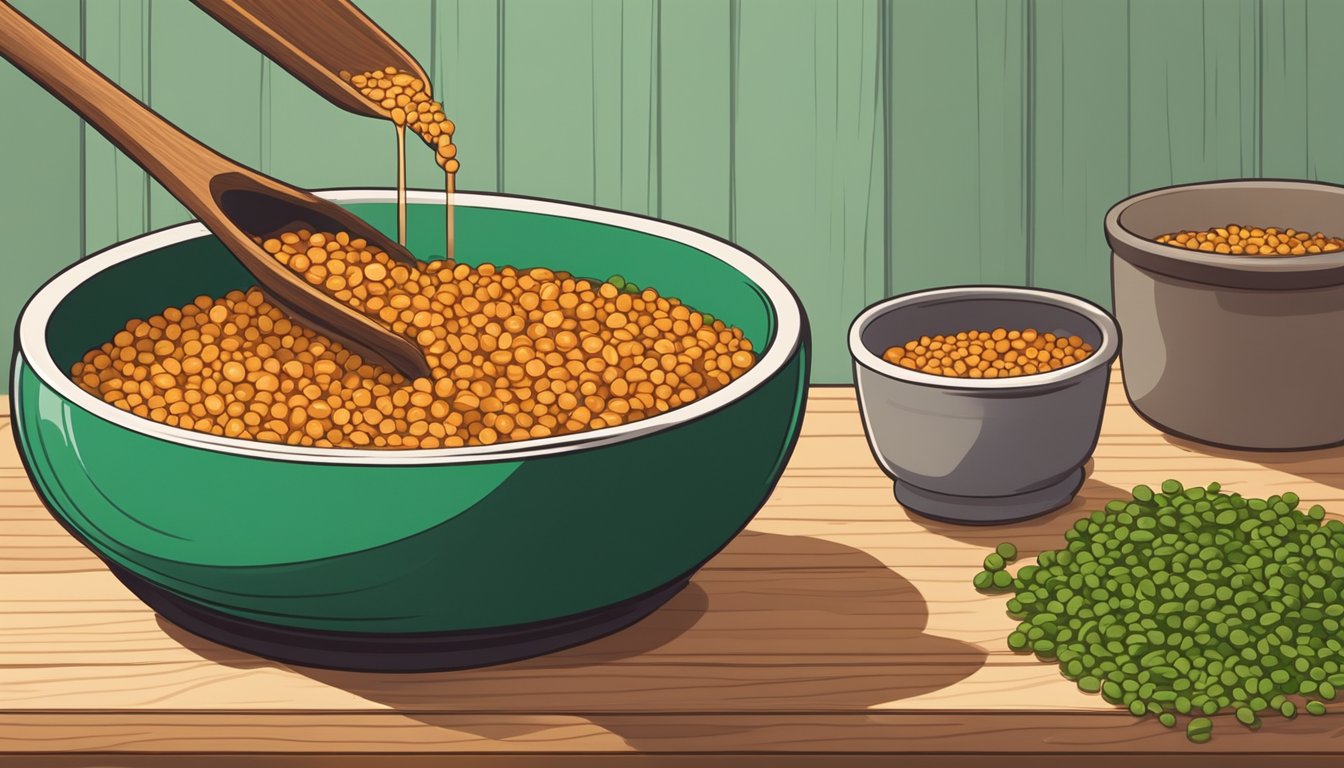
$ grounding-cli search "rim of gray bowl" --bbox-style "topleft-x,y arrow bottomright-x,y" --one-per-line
847,286 -> 1119,391
1105,179 -> 1344,290
17,190 -> 805,466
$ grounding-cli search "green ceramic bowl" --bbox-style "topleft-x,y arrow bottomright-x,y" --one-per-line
13,190 -> 809,670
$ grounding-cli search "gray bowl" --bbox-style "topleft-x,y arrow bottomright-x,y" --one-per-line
1105,180 -> 1344,450
848,287 -> 1120,524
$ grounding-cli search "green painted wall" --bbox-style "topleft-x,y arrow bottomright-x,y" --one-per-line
1,0 -> 1339,390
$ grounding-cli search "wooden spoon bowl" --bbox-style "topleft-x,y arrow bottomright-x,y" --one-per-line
0,0 -> 431,380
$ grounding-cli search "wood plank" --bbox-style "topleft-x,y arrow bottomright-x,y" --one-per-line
9,371 -> 1344,759
8,376 -> 1344,726
733,0 -> 884,384
886,0 -> 1028,290
8,757 -> 1344,768
0,0 -> 83,397
1,712 -> 1344,759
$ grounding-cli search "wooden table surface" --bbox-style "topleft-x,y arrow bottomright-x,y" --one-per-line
4,370 -> 1344,766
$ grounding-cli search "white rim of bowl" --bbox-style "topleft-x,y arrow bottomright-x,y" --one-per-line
847,286 -> 1119,390
18,190 -> 804,465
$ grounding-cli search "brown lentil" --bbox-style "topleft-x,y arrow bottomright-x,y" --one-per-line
342,67 -> 458,174
343,66 -> 460,261
1154,224 -> 1344,257
881,328 -> 1094,379
70,230 -> 757,449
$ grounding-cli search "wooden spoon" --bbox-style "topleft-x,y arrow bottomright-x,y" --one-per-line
191,0 -> 438,249
0,0 -> 432,380
189,0 -> 432,119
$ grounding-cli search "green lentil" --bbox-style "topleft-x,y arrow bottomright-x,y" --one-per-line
971,481 -> 1343,742
1187,717 -> 1213,743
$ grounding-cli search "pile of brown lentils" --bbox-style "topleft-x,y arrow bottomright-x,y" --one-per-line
1154,224 -> 1344,256
70,231 -> 756,449
342,67 -> 458,173
882,328 -> 1093,379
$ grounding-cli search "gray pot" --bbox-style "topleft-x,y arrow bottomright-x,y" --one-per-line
1105,180 -> 1344,450
848,287 -> 1120,524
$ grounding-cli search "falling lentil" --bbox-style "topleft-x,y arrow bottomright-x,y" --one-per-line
343,67 -> 459,260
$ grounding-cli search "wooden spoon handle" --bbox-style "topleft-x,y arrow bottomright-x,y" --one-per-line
0,1 -> 433,380
0,1 -> 232,212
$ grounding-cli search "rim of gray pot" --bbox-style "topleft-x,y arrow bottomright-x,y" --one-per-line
848,286 -> 1120,392
1104,179 -> 1344,290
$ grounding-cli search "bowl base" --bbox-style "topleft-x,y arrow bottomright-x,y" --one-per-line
894,467 -> 1084,525
107,563 -> 688,673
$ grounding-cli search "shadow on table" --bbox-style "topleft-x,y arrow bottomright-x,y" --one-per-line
904,462 -> 1128,556
1162,435 -> 1344,495
160,530 -> 986,750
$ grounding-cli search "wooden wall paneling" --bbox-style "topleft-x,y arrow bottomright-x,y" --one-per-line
658,0 -> 732,237
18,0 -> 1344,391
1298,0 -> 1344,182
1259,0 -> 1307,178
734,0 -> 884,382
432,0 -> 503,193
1028,0 -> 1129,308
1260,0 -> 1344,183
588,0 -> 658,216
0,1 -> 83,391
262,1 -> 434,193
887,0 -> 1029,296
82,0 -> 149,254
500,0 -> 602,203
1298,0 -> 1344,183
1125,0 -> 1259,193
143,1 -> 263,229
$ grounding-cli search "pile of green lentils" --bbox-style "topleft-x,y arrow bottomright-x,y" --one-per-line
974,480 -> 1343,743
